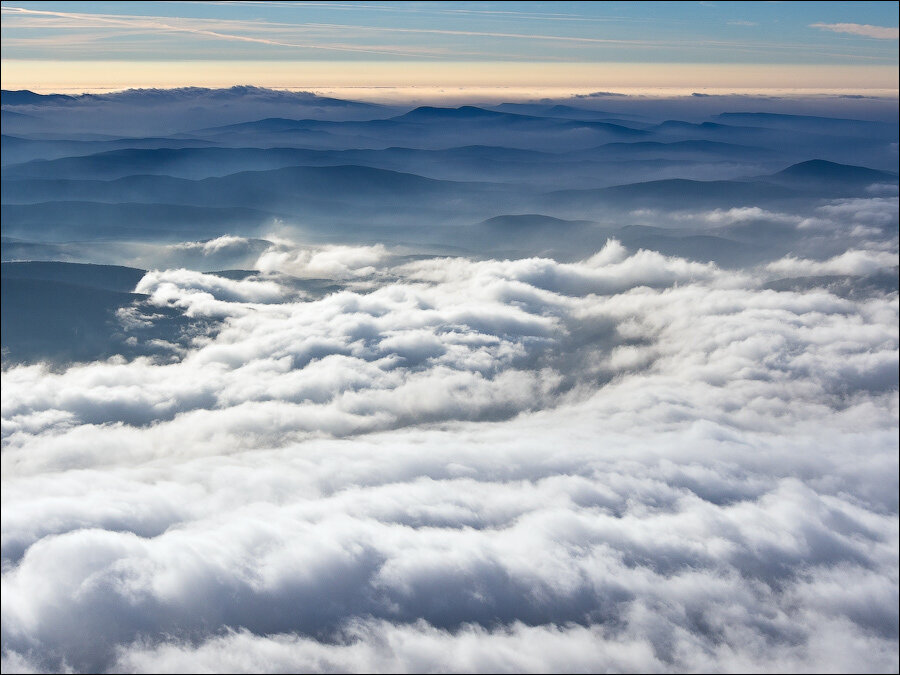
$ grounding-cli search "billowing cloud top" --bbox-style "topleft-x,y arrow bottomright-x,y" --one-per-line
2,237 -> 898,673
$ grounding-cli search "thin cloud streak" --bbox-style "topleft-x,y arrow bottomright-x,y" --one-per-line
3,4 -> 897,64
164,0 -> 659,24
811,23 -> 900,40
0,5 -> 700,50
0,6 -> 445,58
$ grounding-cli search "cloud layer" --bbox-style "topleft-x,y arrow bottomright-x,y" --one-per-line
2,240 -> 898,673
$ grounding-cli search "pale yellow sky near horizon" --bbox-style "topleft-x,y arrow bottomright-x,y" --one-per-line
2,61 -> 898,99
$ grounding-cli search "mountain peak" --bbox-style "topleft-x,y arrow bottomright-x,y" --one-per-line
2,90 -> 76,106
396,106 -> 504,121
774,159 -> 897,182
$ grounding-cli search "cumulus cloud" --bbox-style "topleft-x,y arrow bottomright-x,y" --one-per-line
102,609 -> 898,674
700,206 -> 801,225
2,239 -> 898,673
697,198 -> 899,235
661,199 -> 898,262
816,197 -> 899,229
170,234 -> 267,258
135,268 -> 286,316
866,184 -> 900,197
255,243 -> 392,280
109,236 -> 277,273
765,249 -> 898,277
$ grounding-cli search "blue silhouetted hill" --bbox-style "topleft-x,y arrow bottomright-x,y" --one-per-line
1,261 -> 145,292
467,215 -> 755,266
545,177 -> 798,209
1,145 -> 562,181
2,276 -> 139,363
0,261 -> 205,365
715,112 -> 897,138
1,90 -> 76,105
1,201 -> 275,240
764,159 -> 897,186
586,139 -> 771,158
0,165 -> 518,225
544,160 -> 897,210
1,261 -> 146,364
395,106 -> 508,122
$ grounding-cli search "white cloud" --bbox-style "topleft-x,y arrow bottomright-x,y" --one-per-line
2,241 -> 898,673
172,235 -> 261,256
765,249 -> 898,277
700,206 -> 800,225
0,5 -> 451,58
107,613 -> 900,674
255,243 -> 391,280
810,22 -> 900,40
816,197 -> 899,228
135,268 -> 287,317
866,184 -> 900,197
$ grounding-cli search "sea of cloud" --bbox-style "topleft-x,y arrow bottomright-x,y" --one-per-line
2,238 -> 898,673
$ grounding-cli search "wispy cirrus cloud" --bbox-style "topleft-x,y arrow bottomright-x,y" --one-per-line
0,4 -> 690,51
811,22 -> 900,40
0,5 -> 451,58
4,4 -> 896,65
165,1 -> 655,24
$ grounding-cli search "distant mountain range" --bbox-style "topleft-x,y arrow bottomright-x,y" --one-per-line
2,87 -> 897,277
1,87 -> 382,109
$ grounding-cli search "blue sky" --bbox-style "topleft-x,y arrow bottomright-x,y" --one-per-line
1,1 -> 896,93
1,1 -> 897,64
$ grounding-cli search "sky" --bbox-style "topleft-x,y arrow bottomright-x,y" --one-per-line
0,0 -> 898,94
